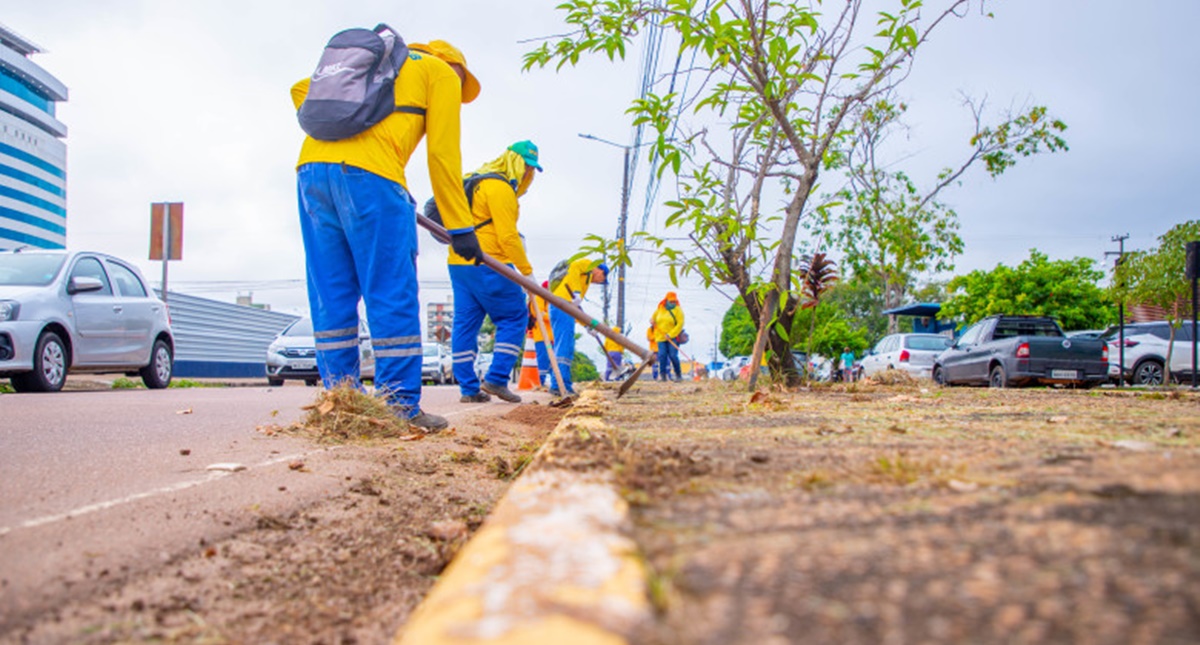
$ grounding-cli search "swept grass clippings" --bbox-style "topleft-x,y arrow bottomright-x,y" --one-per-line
111,377 -> 141,389
262,384 -> 414,443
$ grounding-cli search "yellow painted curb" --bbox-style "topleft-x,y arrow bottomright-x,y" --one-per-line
396,391 -> 651,644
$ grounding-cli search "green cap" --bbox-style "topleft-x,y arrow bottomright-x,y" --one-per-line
508,140 -> 543,172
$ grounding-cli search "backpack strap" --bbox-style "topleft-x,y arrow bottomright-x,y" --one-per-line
463,172 -> 515,230
395,105 -> 426,116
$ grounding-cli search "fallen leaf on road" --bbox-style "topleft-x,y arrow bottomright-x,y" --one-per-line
288,461 -> 305,471
176,408 -> 193,415
179,449 -> 191,456
1104,440 -> 1156,452
947,479 -> 979,493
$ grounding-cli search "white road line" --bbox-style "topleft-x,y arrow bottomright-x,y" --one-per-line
0,450 -> 315,537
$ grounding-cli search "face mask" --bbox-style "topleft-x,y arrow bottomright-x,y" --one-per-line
665,302 -> 677,310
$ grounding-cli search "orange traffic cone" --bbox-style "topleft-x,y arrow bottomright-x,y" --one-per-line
517,333 -> 540,390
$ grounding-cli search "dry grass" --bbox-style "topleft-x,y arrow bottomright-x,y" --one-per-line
260,383 -> 418,443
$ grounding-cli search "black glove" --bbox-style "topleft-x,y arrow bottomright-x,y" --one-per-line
450,230 -> 483,264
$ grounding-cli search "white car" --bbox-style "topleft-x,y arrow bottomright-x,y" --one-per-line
1105,321 -> 1197,385
860,333 -> 953,379
0,249 -> 174,392
421,342 -> 454,385
719,355 -> 750,381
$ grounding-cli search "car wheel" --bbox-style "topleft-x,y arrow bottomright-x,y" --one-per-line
989,364 -> 1010,388
12,331 -> 68,392
139,339 -> 173,389
932,365 -> 947,386
1132,359 -> 1164,386
268,377 -> 285,387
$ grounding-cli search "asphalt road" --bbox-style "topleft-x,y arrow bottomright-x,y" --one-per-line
0,381 -> 490,630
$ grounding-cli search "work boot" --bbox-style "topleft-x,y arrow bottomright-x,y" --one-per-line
407,410 -> 449,432
481,381 -> 522,403
460,391 -> 491,403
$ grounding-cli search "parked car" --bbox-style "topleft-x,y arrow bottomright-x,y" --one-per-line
475,351 -> 494,381
932,315 -> 1108,388
860,333 -> 953,380
422,342 -> 454,385
0,249 -> 174,392
1104,320 -> 1197,385
719,355 -> 750,381
265,317 -> 373,386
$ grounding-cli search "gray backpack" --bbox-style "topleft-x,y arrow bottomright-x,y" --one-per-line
297,24 -> 425,141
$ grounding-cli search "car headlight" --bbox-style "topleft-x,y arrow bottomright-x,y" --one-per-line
0,301 -> 18,321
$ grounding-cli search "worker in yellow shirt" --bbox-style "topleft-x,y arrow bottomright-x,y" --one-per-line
528,282 -> 554,387
291,36 -> 480,431
450,141 -> 542,404
603,333 -> 625,381
548,258 -> 608,395
651,291 -> 685,381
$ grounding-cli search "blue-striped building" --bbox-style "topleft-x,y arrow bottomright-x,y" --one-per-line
0,23 -> 67,250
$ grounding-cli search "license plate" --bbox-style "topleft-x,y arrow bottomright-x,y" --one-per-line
1050,369 -> 1077,379
291,360 -> 316,370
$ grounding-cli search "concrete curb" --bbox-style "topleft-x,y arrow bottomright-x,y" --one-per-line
395,390 -> 651,644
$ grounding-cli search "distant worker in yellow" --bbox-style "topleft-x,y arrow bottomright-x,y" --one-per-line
604,333 -> 624,381
448,141 -> 543,404
651,291 -> 685,382
527,281 -> 554,387
548,258 -> 608,396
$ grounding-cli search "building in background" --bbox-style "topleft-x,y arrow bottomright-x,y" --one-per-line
0,23 -> 68,250
426,296 -> 454,344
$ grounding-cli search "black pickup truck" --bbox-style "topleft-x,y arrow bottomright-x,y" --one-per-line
932,315 -> 1109,388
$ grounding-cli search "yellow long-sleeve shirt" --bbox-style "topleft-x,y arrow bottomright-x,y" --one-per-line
290,49 -> 473,234
551,258 -> 596,302
448,177 -> 533,274
652,305 -> 685,343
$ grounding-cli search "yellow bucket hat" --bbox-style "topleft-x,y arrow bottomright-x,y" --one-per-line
412,39 -> 481,103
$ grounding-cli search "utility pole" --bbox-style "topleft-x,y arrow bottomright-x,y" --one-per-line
579,133 -> 636,332
1107,234 -> 1129,387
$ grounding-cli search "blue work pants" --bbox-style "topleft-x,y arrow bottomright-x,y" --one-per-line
535,339 -> 551,387
658,339 -> 681,381
296,163 -> 423,415
449,263 -> 526,394
548,305 -> 577,393
605,351 -> 624,380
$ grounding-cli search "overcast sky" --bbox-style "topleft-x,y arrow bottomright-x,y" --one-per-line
4,1 -> 1197,365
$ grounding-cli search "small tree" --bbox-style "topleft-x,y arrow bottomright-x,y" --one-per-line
1110,220 -> 1200,382
811,97 -> 1067,331
526,0 -> 997,389
940,249 -> 1113,331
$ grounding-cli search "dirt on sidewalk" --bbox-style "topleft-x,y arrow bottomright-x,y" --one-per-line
580,378 -> 1200,645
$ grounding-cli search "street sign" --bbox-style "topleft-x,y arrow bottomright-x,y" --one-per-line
149,202 -> 183,261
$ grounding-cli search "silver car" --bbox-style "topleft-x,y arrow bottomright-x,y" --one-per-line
421,342 -> 454,385
860,333 -> 953,379
0,249 -> 174,392
265,317 -> 373,386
